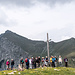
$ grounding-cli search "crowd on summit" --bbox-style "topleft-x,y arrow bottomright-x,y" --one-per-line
6,55 -> 68,70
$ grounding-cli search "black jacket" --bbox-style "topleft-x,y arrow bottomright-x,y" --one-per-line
20,59 -> 24,64
11,61 -> 14,65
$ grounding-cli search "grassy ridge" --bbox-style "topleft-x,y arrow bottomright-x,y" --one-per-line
0,67 -> 75,75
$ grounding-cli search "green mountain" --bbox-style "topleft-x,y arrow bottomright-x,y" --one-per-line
0,30 -> 75,70
1,30 -> 47,56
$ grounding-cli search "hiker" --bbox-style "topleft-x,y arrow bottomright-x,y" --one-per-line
25,57 -> 29,69
33,57 -> 36,68
45,56 -> 48,67
31,57 -> 34,69
20,57 -> 24,69
18,64 -> 23,71
36,57 -> 38,68
50,56 -> 52,67
6,60 -> 10,70
37,56 -> 41,67
64,57 -> 68,67
11,59 -> 14,70
58,55 -> 62,67
55,56 -> 58,67
52,56 -> 55,67
29,58 -> 32,69
41,57 -> 45,67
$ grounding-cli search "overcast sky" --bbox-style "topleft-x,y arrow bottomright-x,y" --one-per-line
0,0 -> 75,42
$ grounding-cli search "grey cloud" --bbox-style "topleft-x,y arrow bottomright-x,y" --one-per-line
0,0 -> 74,7
47,24 -> 75,42
38,0 -> 74,4
0,10 -> 8,26
38,0 -> 75,7
0,10 -> 17,27
0,18 -> 17,27
34,24 -> 75,42
0,0 -> 35,7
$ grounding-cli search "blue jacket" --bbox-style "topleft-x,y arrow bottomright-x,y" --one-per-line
26,59 -> 29,65
52,58 -> 55,62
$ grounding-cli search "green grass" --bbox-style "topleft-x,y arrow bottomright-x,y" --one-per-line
0,67 -> 75,75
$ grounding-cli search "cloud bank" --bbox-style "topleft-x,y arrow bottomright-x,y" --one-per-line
0,0 -> 75,42
0,0 -> 74,7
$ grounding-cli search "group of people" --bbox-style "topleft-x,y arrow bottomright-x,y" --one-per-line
6,55 -> 68,70
6,59 -> 14,70
20,56 -> 41,70
49,55 -> 68,67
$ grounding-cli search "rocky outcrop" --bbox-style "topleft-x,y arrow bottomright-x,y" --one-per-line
0,37 -> 29,70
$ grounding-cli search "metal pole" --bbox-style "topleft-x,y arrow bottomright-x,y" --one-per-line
47,33 -> 50,62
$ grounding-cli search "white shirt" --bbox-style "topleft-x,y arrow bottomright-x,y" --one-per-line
59,58 -> 62,63
29,59 -> 32,64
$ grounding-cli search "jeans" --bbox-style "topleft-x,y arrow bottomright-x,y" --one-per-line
26,64 -> 29,69
11,65 -> 14,70
59,62 -> 62,67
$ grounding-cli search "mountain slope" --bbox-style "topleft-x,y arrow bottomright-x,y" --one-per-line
1,30 -> 47,56
51,38 -> 75,57
0,30 -> 75,70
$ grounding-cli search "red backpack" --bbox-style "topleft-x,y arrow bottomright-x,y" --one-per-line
25,58 -> 28,62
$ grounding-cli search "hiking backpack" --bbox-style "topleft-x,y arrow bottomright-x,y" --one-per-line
25,58 -> 28,62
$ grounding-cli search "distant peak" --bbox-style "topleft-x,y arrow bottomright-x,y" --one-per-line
70,37 -> 75,39
5,30 -> 12,33
70,37 -> 75,40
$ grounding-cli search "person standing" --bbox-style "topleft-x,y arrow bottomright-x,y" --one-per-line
11,59 -> 14,70
20,58 -> 24,69
6,60 -> 10,70
50,56 -> 52,67
52,56 -> 55,67
31,57 -> 34,69
36,57 -> 38,68
25,57 -> 29,69
42,57 -> 45,67
55,56 -> 58,67
29,58 -> 32,69
34,57 -> 36,68
45,56 -> 48,67
58,55 -> 62,67
64,57 -> 68,67
37,56 -> 41,67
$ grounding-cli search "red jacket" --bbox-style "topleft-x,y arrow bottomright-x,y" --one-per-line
6,61 -> 10,65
